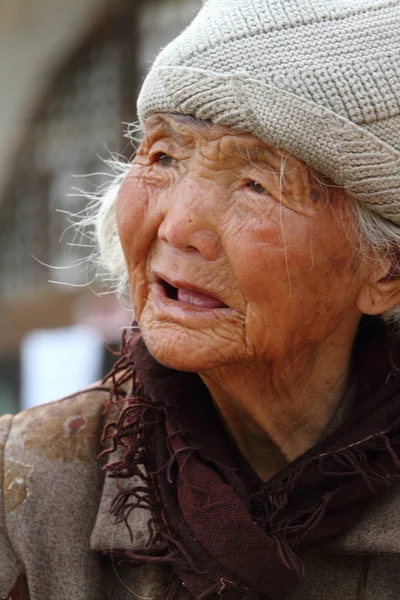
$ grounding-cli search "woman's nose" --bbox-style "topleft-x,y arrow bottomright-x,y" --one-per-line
157,181 -> 221,261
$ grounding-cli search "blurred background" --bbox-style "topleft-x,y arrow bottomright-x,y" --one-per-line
0,0 -> 202,415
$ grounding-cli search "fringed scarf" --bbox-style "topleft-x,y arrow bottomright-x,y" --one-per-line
99,319 -> 400,599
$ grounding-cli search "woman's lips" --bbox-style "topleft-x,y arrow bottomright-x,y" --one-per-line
177,287 -> 227,309
154,273 -> 228,309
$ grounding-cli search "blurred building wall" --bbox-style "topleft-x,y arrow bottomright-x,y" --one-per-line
0,0 -> 202,414
0,0 -> 111,199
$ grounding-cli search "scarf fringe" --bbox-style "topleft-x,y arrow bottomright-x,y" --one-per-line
253,429 -> 400,576
99,331 -> 400,598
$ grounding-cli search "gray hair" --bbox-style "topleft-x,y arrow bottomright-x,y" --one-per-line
351,200 -> 400,330
80,143 -> 400,330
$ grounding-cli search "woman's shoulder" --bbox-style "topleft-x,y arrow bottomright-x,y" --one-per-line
0,384 -> 116,599
0,372 -> 133,509
0,383 -> 114,526
1,383 -> 113,505
325,480 -> 400,556
4,383 -> 111,464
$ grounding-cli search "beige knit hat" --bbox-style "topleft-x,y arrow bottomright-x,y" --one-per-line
137,0 -> 400,223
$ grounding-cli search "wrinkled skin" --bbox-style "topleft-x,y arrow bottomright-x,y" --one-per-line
116,114 -> 387,478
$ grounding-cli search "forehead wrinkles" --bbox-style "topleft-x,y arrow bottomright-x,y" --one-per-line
220,137 -> 285,171
197,135 -> 243,169
194,136 -> 288,176
143,114 -> 312,187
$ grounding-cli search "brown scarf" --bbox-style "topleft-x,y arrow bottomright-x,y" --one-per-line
100,319 -> 400,599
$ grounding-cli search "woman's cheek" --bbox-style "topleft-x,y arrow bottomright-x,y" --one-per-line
224,212 -> 290,298
116,169 -> 162,270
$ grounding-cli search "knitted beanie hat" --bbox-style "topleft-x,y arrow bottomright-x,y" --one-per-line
137,0 -> 400,223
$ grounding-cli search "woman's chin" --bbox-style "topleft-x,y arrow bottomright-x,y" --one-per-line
139,325 -> 236,373
136,298 -> 246,372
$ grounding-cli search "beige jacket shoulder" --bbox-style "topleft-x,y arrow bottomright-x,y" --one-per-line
1,390 -> 400,600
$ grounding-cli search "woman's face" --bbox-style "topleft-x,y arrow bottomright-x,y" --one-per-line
117,114 -> 367,371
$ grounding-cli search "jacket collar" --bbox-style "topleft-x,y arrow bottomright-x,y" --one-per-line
90,454 -> 152,551
91,449 -> 400,556
90,370 -> 152,552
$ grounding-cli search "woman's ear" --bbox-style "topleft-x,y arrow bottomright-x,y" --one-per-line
357,260 -> 400,316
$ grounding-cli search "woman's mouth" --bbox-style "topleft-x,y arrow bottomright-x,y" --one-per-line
177,287 -> 227,309
157,277 -> 228,309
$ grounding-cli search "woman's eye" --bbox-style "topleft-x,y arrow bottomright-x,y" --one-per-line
155,153 -> 176,167
248,180 -> 266,194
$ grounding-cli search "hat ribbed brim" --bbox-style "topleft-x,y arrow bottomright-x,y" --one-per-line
138,67 -> 400,223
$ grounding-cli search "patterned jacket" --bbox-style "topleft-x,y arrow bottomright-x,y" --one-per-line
1,385 -> 400,600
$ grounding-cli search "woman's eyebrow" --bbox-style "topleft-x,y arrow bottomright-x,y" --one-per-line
144,115 -> 206,143
227,143 -> 284,170
143,124 -> 196,151
144,117 -> 285,170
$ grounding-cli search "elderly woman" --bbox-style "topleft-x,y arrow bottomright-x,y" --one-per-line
1,0 -> 400,598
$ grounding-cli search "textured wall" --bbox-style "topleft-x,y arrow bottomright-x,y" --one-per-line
0,0 -> 110,198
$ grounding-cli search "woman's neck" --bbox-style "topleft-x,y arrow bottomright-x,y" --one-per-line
200,336 -> 354,481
